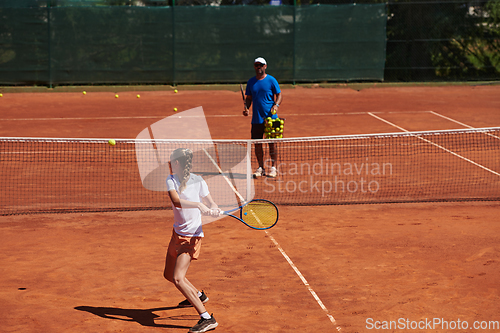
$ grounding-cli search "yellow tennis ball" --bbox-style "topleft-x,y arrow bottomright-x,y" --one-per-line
174,89 -> 178,93
137,94 -> 140,98
82,91 -> 86,95
173,107 -> 178,112
115,94 -> 119,98
108,139 -> 116,146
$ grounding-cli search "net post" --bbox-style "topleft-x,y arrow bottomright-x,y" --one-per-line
47,0 -> 53,88
292,0 -> 297,85
171,0 -> 176,86
246,140 -> 252,202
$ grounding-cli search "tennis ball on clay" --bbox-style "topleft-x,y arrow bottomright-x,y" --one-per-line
174,89 -> 178,93
137,94 -> 140,98
115,94 -> 119,98
173,107 -> 178,112
108,139 -> 116,146
82,91 -> 86,95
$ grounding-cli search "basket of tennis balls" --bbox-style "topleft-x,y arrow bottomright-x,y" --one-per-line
264,117 -> 285,139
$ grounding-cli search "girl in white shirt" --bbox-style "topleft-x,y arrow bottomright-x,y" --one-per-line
163,148 -> 219,333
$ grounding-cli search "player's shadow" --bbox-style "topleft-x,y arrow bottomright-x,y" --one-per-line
74,305 -> 193,329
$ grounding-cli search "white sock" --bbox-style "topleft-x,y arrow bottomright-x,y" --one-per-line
197,291 -> 202,297
200,311 -> 211,320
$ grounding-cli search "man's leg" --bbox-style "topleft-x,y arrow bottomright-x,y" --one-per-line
255,142 -> 264,168
267,142 -> 278,177
252,123 -> 266,177
269,142 -> 276,167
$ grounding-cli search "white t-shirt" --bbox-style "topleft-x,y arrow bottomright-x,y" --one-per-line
166,173 -> 210,237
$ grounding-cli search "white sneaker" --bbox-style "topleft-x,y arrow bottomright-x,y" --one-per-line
253,167 -> 264,178
268,166 -> 277,178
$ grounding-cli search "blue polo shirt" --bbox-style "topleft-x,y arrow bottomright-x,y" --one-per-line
246,75 -> 281,124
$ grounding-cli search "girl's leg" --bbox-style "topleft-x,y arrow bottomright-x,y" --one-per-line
171,253 -> 207,315
164,252 -> 200,297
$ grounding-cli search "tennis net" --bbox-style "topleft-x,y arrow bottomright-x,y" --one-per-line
1,127 -> 499,215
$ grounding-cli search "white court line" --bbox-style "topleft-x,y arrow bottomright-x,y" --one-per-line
0,116 -> 171,121
266,232 -> 340,330
0,111 -> 431,121
368,112 -> 500,177
429,111 -> 500,141
429,111 -> 475,129
202,148 -> 339,329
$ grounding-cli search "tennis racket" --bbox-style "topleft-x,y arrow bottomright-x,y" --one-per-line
221,199 -> 278,230
240,84 -> 249,116
202,148 -> 279,230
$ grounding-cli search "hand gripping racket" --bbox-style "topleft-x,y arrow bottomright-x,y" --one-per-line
203,148 -> 278,230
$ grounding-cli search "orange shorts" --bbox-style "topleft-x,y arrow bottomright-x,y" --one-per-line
167,229 -> 203,260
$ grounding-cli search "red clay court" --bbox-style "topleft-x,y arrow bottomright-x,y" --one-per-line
1,84 -> 499,332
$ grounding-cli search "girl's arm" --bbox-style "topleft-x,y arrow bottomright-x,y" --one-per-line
202,193 -> 218,210
168,189 -> 210,214
202,193 -> 220,217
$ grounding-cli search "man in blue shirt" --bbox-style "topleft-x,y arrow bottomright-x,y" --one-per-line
243,57 -> 283,178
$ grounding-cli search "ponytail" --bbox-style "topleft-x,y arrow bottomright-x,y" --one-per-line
170,148 -> 193,193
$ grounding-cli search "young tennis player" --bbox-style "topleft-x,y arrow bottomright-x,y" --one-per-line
164,148 -> 219,333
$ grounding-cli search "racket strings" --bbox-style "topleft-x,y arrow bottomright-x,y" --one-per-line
241,201 -> 278,229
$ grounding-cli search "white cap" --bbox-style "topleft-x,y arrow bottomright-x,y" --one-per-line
254,57 -> 267,65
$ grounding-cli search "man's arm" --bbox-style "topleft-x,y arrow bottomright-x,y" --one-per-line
272,92 -> 282,114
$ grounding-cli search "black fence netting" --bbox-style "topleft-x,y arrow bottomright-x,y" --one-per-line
0,2 -> 387,85
0,0 -> 499,84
